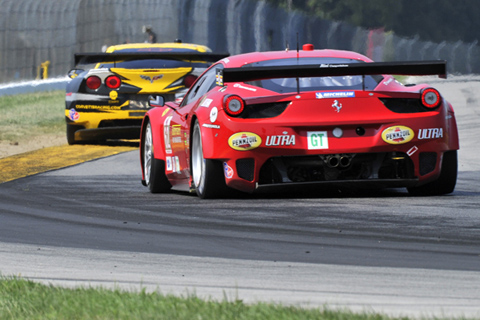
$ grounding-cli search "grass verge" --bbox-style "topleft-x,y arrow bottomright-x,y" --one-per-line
0,276 -> 402,320
0,90 -> 65,142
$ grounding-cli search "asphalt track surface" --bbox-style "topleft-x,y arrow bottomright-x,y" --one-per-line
1,77 -> 480,318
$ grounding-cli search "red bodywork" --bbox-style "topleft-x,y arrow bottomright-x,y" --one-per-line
140,48 -> 459,195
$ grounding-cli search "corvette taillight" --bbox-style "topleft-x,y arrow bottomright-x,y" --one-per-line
184,74 -> 197,88
421,88 -> 441,109
86,76 -> 101,90
224,95 -> 245,116
105,75 -> 121,89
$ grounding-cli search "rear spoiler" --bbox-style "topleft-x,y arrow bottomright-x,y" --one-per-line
216,60 -> 447,85
74,51 -> 230,66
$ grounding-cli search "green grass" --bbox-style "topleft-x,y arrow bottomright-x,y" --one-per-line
0,90 -> 65,141
0,276 -> 405,320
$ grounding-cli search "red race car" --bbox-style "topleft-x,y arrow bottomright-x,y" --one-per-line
140,44 -> 459,198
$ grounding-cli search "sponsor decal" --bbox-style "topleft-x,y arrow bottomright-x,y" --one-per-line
75,104 -> 122,110
200,98 -> 213,108
332,100 -> 342,113
407,146 -> 418,157
316,91 -> 355,99
210,107 -> 218,123
164,116 -> 173,154
223,162 -> 234,179
166,156 -> 173,171
171,125 -> 182,144
215,69 -> 223,86
109,91 -> 118,100
175,156 -> 181,173
307,131 -> 329,150
228,132 -> 262,151
140,74 -> 163,83
69,108 -> 80,121
162,108 -> 170,117
265,132 -> 295,146
202,124 -> 220,129
171,125 -> 181,136
418,128 -> 443,139
233,83 -> 257,92
383,78 -> 394,86
320,64 -> 348,68
381,126 -> 414,144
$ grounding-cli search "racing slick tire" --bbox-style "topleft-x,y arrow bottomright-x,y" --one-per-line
191,120 -> 229,199
407,150 -> 457,196
143,121 -> 171,193
66,123 -> 81,145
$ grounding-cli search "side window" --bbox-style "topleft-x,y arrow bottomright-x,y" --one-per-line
181,64 -> 223,106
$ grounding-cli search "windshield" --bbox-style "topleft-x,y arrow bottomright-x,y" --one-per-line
243,57 -> 383,93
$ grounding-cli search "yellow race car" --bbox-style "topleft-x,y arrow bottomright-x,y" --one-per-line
65,41 -> 228,144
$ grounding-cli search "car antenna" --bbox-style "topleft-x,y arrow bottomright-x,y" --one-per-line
296,32 -> 300,94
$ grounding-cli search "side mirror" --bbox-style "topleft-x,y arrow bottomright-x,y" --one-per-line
148,95 -> 165,108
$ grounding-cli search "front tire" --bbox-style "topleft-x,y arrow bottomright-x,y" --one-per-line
191,120 -> 228,199
143,121 -> 171,193
408,150 -> 457,196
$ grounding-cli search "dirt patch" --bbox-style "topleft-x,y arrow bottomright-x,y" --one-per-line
0,134 -> 66,159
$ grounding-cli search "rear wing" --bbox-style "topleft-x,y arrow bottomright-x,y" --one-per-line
215,60 -> 447,86
74,51 -> 230,67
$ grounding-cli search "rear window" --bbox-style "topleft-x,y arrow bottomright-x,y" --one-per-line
101,48 -> 211,69
99,59 -> 210,69
244,57 -> 382,93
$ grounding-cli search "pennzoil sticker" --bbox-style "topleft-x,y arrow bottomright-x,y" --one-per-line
228,132 -> 262,151
381,126 -> 414,144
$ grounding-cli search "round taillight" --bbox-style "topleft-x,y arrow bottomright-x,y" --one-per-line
184,74 -> 197,88
421,88 -> 441,109
223,95 -> 245,116
105,75 -> 121,89
86,76 -> 101,90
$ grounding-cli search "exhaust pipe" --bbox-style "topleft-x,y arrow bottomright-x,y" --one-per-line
325,155 -> 340,168
339,155 -> 352,168
324,154 -> 353,168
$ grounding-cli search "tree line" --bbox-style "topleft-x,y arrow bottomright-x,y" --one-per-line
264,0 -> 480,44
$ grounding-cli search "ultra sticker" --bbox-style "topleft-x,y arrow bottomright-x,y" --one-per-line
382,126 -> 414,144
228,132 -> 262,151
418,128 -> 443,139
316,91 -> 355,99
265,133 -> 295,146
307,131 -> 329,150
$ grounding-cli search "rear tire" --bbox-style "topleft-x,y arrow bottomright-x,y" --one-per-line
143,121 -> 171,193
66,123 -> 80,145
191,120 -> 229,199
408,151 -> 457,196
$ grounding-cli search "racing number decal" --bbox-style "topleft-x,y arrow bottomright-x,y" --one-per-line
307,131 -> 329,150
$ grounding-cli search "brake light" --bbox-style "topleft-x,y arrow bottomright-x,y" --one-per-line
421,88 -> 441,109
105,75 -> 121,89
223,95 -> 245,116
184,74 -> 197,88
86,76 -> 101,90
